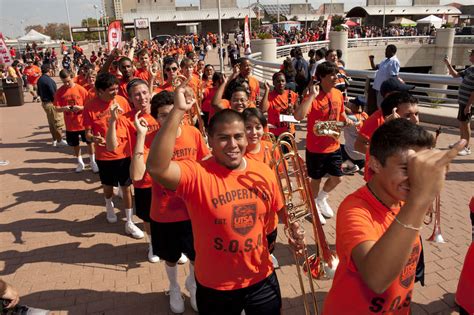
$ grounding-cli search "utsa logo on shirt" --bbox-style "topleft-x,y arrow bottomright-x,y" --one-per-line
232,203 -> 257,236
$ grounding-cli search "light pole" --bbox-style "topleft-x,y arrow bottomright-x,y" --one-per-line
93,4 -> 103,46
248,0 -> 252,32
382,0 -> 386,29
217,0 -> 224,71
64,0 -> 74,42
277,0 -> 280,30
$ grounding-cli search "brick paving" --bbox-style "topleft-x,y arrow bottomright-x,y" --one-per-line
1,61 -> 473,315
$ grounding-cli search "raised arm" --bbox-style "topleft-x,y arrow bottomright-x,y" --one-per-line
443,56 -> 460,78
130,111 -> 147,181
260,81 -> 270,112
211,75 -> 228,111
351,141 -> 465,294
99,48 -> 120,74
105,103 -> 123,152
147,79 -> 193,190
293,82 -> 318,121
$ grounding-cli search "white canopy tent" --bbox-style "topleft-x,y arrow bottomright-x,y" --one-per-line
18,29 -> 51,43
416,15 -> 443,28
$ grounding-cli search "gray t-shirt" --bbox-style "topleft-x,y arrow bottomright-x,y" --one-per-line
459,66 -> 474,107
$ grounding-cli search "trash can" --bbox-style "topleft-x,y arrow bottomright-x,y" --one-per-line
2,78 -> 24,106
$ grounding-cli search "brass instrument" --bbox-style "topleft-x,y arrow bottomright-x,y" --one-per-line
313,121 -> 346,140
271,132 -> 339,315
425,126 -> 445,243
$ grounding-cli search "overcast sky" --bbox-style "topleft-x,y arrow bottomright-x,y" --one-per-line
0,0 -> 470,38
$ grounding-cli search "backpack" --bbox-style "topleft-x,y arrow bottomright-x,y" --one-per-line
294,59 -> 307,85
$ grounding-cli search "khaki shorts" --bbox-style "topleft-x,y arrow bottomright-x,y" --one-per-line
41,102 -> 65,134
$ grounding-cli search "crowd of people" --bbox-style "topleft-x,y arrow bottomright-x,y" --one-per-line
1,33 -> 473,315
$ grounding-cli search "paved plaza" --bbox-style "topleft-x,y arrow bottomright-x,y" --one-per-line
0,64 -> 473,314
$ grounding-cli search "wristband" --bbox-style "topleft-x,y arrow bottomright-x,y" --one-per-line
134,152 -> 144,156
394,216 -> 422,231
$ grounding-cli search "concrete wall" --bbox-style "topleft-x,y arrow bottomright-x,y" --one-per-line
150,19 -> 239,36
366,0 -> 395,5
289,4 -> 311,15
200,0 -> 236,9
132,0 -> 176,12
411,0 -> 440,5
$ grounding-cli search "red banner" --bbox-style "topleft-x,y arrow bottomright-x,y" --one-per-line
244,16 -> 250,48
0,33 -> 13,66
108,20 -> 122,51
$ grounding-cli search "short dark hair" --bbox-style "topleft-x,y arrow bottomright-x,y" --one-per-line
231,86 -> 249,98
95,72 -> 119,91
386,44 -> 397,54
325,49 -> 336,58
336,49 -> 343,59
137,48 -> 149,57
272,71 -> 285,82
126,78 -> 148,96
316,61 -> 338,78
59,69 -> 71,79
150,91 -> 174,118
180,57 -> 193,68
41,63 -> 51,74
370,118 -> 434,166
242,108 -> 267,128
212,72 -> 224,84
381,92 -> 418,117
118,56 -> 132,66
208,109 -> 244,137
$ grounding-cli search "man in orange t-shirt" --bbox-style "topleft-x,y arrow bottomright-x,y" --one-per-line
147,84 -> 304,314
23,59 -> 41,102
83,72 -> 144,240
294,61 -> 352,225
238,58 -> 260,104
54,69 -> 98,173
323,119 -> 464,315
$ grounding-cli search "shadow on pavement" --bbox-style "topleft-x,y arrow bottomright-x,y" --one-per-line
0,166 -> 99,186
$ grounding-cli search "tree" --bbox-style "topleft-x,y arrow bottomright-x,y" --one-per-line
331,15 -> 345,27
81,18 -> 99,40
43,23 -> 70,40
24,24 -> 45,34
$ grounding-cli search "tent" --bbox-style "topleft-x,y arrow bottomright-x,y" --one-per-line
416,15 -> 443,28
344,20 -> 359,27
389,17 -> 417,27
18,29 -> 51,43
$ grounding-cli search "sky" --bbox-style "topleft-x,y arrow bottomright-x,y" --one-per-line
0,0 -> 470,38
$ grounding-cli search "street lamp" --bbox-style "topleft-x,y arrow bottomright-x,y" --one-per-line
93,4 -> 103,46
217,0 -> 224,71
64,0 -> 74,42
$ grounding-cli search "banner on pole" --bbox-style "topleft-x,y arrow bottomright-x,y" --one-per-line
108,20 -> 122,51
0,33 -> 13,66
325,16 -> 332,40
244,15 -> 250,48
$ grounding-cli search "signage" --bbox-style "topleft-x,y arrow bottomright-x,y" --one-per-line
134,18 -> 149,29
0,33 -> 13,66
108,20 -> 122,51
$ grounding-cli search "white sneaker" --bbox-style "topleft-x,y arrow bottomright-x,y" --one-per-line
168,288 -> 185,314
342,164 -> 360,175
52,140 -> 58,147
185,276 -> 198,312
148,243 -> 160,263
106,202 -> 117,223
316,197 -> 334,218
317,209 -> 327,225
177,253 -> 188,265
90,161 -> 99,173
75,162 -> 85,173
458,147 -> 471,156
58,139 -> 68,147
125,221 -> 145,239
271,254 -> 280,269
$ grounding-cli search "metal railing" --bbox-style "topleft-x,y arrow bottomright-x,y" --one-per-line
276,40 -> 330,58
249,53 -> 462,108
347,35 -> 434,47
454,35 -> 474,44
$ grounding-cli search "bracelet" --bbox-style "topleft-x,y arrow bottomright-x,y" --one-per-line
393,216 -> 422,231
134,152 -> 144,156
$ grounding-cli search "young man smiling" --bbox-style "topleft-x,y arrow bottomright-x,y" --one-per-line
323,119 -> 465,314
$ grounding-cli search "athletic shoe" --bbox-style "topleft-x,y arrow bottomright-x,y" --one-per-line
458,147 -> 471,156
168,288 -> 185,314
316,209 -> 327,225
271,254 -> 280,269
185,276 -> 198,312
57,139 -> 68,147
52,140 -> 58,147
342,164 -> 359,175
36,97 -> 41,102
90,161 -> 99,173
125,221 -> 145,239
106,202 -> 117,223
316,197 -> 334,218
148,243 -> 160,263
75,162 -> 85,173
448,142 -> 456,149
177,253 -> 188,265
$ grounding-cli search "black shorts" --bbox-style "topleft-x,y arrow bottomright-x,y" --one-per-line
96,157 -> 132,187
196,272 -> 281,315
150,220 -> 195,263
134,187 -> 151,222
66,130 -> 90,147
457,104 -> 473,122
266,228 -> 278,254
305,149 -> 343,179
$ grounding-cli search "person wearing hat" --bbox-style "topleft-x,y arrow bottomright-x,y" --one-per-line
443,49 -> 473,156
370,45 -> 402,108
341,96 -> 368,175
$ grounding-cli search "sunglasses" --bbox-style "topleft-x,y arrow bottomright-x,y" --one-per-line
165,67 -> 178,72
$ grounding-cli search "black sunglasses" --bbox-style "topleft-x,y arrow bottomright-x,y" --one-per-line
165,67 -> 178,72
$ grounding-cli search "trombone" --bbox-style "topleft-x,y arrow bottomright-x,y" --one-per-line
270,132 -> 339,315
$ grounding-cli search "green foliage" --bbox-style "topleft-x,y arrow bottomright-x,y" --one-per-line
442,23 -> 453,28
334,25 -> 345,32
24,25 -> 45,34
331,15 -> 345,27
290,16 -> 298,22
24,17 -> 105,41
257,32 -> 273,39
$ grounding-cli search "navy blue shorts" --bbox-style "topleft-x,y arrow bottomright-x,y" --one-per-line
305,149 -> 343,179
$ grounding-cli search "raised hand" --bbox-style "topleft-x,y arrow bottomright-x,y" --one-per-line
110,102 -> 124,121
94,132 -> 106,147
174,77 -> 194,112
385,107 -> 400,122
264,81 -> 270,92
134,110 -> 149,135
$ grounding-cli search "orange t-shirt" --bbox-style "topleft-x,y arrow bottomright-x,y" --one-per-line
73,74 -> 87,87
244,140 -> 282,235
83,95 -> 131,161
116,110 -> 160,188
202,86 -> 217,113
306,88 -> 346,154
24,65 -> 41,85
154,82 -> 174,94
323,185 -> 421,315
117,78 -> 130,100
247,75 -> 260,103
54,84 -> 89,131
359,110 -> 385,182
267,90 -> 299,136
456,243 -> 474,314
85,88 -> 96,104
135,68 -> 150,82
150,125 -> 210,223
176,157 -> 284,290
